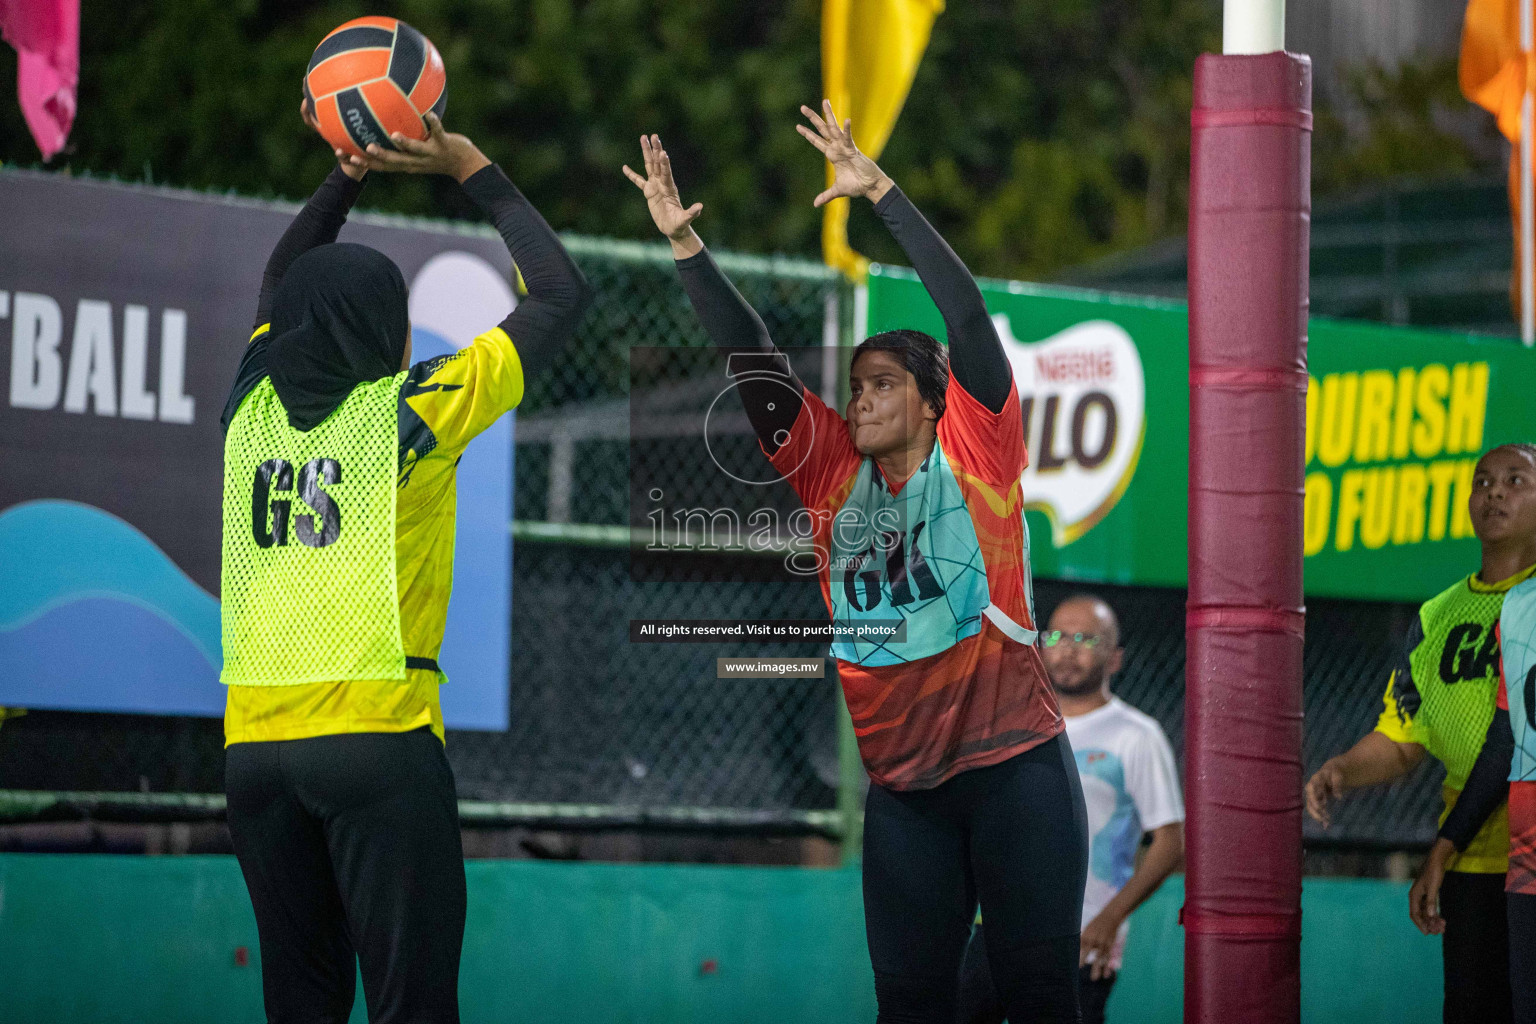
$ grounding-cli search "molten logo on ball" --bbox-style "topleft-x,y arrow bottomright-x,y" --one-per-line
995,314 -> 1146,546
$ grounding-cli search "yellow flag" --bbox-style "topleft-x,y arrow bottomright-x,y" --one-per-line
822,0 -> 945,280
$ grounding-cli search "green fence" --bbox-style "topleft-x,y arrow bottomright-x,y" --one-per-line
0,229 -> 1483,857
0,170 -> 858,833
0,854 -> 1443,1024
0,226 -> 860,839
0,188 -> 1508,856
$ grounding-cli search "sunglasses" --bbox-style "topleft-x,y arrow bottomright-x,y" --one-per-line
1040,630 -> 1104,649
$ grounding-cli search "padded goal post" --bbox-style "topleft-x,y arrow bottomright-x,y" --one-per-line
1185,51 -> 1312,1024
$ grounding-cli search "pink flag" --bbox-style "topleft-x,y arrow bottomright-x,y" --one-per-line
0,0 -> 79,160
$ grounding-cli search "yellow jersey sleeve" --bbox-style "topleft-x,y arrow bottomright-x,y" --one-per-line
1375,672 -> 1422,744
224,325 -> 525,749
400,326 -> 526,463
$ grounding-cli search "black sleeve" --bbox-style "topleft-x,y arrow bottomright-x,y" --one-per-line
457,164 -> 591,384
675,247 -> 804,456
873,186 -> 1012,414
253,167 -> 366,329
220,334 -> 271,434
1440,707 -> 1514,850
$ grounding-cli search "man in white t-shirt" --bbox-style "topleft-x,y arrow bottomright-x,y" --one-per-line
955,594 -> 1185,1024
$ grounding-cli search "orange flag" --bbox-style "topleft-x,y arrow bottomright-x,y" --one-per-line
1460,0 -> 1532,317
1461,0 -> 1525,141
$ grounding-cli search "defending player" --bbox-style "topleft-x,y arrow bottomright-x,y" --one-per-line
955,595 -> 1184,1024
220,107 -> 589,1023
624,104 -> 1088,1023
1412,444 -> 1536,1024
1305,443 -> 1536,1024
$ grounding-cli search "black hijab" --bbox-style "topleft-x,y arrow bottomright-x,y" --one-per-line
267,243 -> 409,431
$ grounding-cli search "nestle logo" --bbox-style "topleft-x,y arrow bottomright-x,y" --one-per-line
1035,348 -> 1116,384
995,314 -> 1146,547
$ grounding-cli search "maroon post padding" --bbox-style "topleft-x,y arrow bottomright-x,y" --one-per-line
1185,52 -> 1311,1024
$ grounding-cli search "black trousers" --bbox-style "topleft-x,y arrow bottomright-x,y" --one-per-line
863,734 -> 1089,1024
226,728 -> 467,1024
954,924 -> 1115,1024
1441,870 -> 1512,1024
1509,891 -> 1536,1024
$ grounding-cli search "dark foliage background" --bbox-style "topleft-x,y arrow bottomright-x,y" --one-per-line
0,1 -> 1496,279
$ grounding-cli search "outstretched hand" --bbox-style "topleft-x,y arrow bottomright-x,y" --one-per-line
301,98 -> 366,182
622,134 -> 703,256
796,100 -> 893,207
346,112 -> 490,184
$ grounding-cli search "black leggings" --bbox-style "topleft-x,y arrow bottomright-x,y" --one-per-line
863,734 -> 1089,1024
226,728 -> 467,1024
1509,891 -> 1536,1024
1439,871 -> 1511,1024
954,925 -> 1115,1024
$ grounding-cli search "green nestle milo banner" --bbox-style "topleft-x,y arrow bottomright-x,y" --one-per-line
866,266 -> 1536,602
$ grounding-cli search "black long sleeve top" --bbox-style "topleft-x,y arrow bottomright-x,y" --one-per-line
225,164 -> 589,431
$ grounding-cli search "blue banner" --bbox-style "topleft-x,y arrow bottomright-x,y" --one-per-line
0,171 -> 514,729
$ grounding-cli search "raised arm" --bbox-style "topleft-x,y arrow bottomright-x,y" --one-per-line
351,114 -> 590,382
459,165 -> 590,381
796,101 -> 1013,414
623,135 -> 804,455
254,102 -> 369,330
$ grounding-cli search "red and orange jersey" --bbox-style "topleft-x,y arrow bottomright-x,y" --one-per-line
768,374 -> 1062,791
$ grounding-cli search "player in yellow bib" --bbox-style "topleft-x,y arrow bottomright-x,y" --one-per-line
1305,444 -> 1536,1024
219,107 -> 589,1024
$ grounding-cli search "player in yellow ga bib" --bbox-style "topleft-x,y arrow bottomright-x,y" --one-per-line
1406,445 -> 1536,1024
220,111 -> 589,1024
1305,443 -> 1536,1024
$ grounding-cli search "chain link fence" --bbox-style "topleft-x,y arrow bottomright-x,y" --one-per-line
468,239 -> 846,826
1024,581 -> 1444,853
0,234 -> 1448,853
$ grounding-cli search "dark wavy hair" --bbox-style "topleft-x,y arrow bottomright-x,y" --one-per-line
852,329 -> 950,418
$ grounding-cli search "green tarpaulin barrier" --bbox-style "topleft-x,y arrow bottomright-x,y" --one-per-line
0,855 -> 1442,1023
